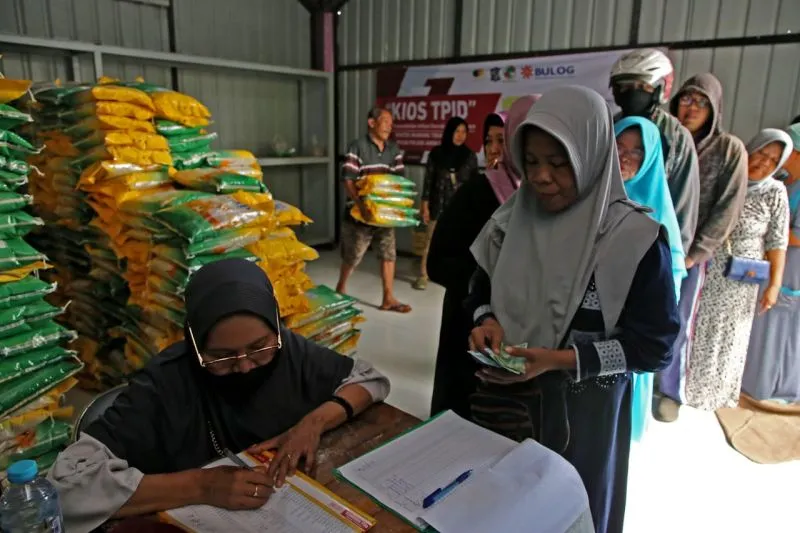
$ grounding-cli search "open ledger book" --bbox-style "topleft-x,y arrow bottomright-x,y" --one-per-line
162,451 -> 376,533
335,410 -> 593,533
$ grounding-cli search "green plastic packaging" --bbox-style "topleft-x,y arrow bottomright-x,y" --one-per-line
171,167 -> 267,194
293,306 -> 363,339
119,189 -> 213,215
0,346 -> 75,385
0,155 -> 31,176
167,132 -> 217,154
0,172 -> 27,192
182,227 -> 263,258
0,193 -> 32,214
0,104 -> 33,130
0,238 -> 48,272
0,277 -> 57,310
284,285 -> 357,329
0,322 -> 77,358
0,211 -> 44,239
154,195 -> 268,244
0,419 -> 72,469
0,358 -> 83,418
155,120 -> 206,138
0,301 -> 65,340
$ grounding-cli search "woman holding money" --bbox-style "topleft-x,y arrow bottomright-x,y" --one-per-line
465,86 -> 680,533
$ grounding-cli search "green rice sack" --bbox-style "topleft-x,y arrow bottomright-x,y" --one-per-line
0,155 -> 31,176
155,120 -> 206,138
0,358 -> 83,418
0,322 -> 77,359
284,286 -> 357,329
0,346 -> 75,385
0,172 -> 27,192
293,307 -> 363,339
171,167 -> 267,194
0,301 -> 65,340
119,189 -> 213,216
167,132 -> 217,154
0,105 -> 33,131
0,419 -> 72,470
153,195 -> 270,244
0,277 -> 57,310
0,212 -> 44,239
0,238 -> 48,272
0,193 -> 32,214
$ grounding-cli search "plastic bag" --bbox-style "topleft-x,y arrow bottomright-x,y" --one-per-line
0,404 -> 73,444
0,301 -> 65,340
349,204 -> 420,228
154,195 -> 271,244
0,155 -> 30,176
0,238 -> 49,277
273,201 -> 312,227
167,132 -> 217,154
0,346 -> 74,385
62,101 -> 155,121
73,130 -> 169,152
64,115 -> 157,138
0,278 -> 55,312
0,104 -> 33,130
71,144 -> 173,169
293,306 -> 363,339
79,160 -> 172,186
0,193 -> 32,214
155,120 -> 206,138
247,230 -> 319,267
0,360 -> 83,418
0,419 -> 72,470
3,377 -> 76,419
70,85 -> 155,111
0,212 -> 44,239
0,130 -> 38,156
0,322 -> 77,358
119,189 -> 212,217
356,174 -> 416,195
362,194 -> 415,207
0,79 -> 32,104
184,226 -> 263,258
0,172 -> 27,192
172,167 -> 267,194
331,330 -> 361,357
284,285 -> 357,329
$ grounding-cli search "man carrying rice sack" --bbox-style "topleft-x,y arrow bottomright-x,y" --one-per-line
337,107 -> 412,314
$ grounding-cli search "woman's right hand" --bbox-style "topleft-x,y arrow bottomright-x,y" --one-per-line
199,465 -> 274,510
469,317 -> 504,355
421,204 -> 431,225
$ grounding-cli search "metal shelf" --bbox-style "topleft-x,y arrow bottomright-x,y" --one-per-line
257,157 -> 331,167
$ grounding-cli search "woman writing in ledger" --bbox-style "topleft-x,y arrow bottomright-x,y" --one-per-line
427,96 -> 539,418
49,259 -> 389,532
416,116 -> 477,290
614,116 -> 686,441
466,86 -> 680,533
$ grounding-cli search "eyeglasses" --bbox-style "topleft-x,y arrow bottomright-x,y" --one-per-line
678,94 -> 710,109
614,80 -> 655,93
617,145 -> 645,162
188,311 -> 282,373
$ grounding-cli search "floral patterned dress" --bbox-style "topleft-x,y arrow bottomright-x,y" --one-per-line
685,181 -> 789,410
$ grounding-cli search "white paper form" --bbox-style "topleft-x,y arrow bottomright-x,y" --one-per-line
165,455 -> 372,533
421,439 -> 593,533
336,410 -> 516,528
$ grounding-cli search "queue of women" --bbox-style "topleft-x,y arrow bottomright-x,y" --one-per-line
424,48 -> 800,533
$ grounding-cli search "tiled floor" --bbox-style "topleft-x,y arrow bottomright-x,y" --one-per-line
307,251 -> 800,533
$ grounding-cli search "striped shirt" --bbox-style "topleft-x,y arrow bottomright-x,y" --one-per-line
342,135 -> 405,217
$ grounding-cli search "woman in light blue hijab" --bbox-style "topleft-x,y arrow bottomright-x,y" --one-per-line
615,116 -> 687,442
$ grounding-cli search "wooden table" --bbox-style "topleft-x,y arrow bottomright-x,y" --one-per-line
314,402 -> 421,532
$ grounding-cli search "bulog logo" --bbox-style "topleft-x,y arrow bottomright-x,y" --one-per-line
534,65 -> 576,78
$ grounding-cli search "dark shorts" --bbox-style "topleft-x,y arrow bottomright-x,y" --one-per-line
341,217 -> 396,265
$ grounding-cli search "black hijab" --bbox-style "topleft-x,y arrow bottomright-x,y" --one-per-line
432,116 -> 473,170
86,259 -> 355,474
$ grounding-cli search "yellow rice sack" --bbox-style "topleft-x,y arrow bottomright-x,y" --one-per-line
70,101 -> 155,121
0,79 -> 32,104
272,200 -> 312,227
74,130 -> 170,152
150,91 -> 211,127
74,85 -> 155,111
65,115 -> 156,137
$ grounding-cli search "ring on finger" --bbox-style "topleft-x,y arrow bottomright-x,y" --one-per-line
253,486 -> 259,498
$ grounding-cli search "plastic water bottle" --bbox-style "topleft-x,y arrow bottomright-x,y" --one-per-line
0,460 -> 64,532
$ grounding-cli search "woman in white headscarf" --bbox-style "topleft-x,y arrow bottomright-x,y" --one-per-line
465,86 -> 680,533
686,129 -> 791,411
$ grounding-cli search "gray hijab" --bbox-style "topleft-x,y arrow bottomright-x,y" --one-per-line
746,128 -> 793,194
470,86 -> 660,349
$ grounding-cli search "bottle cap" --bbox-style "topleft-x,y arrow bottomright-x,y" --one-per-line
7,460 -> 38,484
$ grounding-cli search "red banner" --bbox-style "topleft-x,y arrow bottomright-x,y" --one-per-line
375,93 -> 502,163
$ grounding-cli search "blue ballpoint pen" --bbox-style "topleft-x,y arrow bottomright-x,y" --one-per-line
422,470 -> 473,509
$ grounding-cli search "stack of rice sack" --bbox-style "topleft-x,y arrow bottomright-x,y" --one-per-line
0,81 -> 82,480
284,286 -> 364,356
349,174 -> 420,227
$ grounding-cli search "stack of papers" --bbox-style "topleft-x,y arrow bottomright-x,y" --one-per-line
336,411 -> 592,533
164,452 -> 376,533
468,343 -> 528,374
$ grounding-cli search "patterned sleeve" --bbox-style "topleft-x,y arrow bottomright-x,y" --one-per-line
765,185 -> 790,251
389,143 -> 405,176
570,236 -> 680,382
342,140 -> 362,181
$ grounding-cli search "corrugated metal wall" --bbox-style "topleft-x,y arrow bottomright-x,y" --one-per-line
338,0 -> 800,146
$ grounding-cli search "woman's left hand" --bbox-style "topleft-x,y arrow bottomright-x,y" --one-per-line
476,347 -> 576,384
760,285 -> 780,314
247,417 -> 325,487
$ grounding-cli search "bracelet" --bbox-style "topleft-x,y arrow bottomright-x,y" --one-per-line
330,396 -> 355,421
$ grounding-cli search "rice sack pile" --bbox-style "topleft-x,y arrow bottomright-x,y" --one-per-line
0,83 -> 82,481
350,174 -> 420,227
283,285 -> 364,356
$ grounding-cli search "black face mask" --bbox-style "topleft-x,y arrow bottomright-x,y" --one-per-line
203,355 -> 279,404
614,87 -> 657,117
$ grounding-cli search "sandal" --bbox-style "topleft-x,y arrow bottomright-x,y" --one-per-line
412,277 -> 428,290
379,302 -> 412,314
